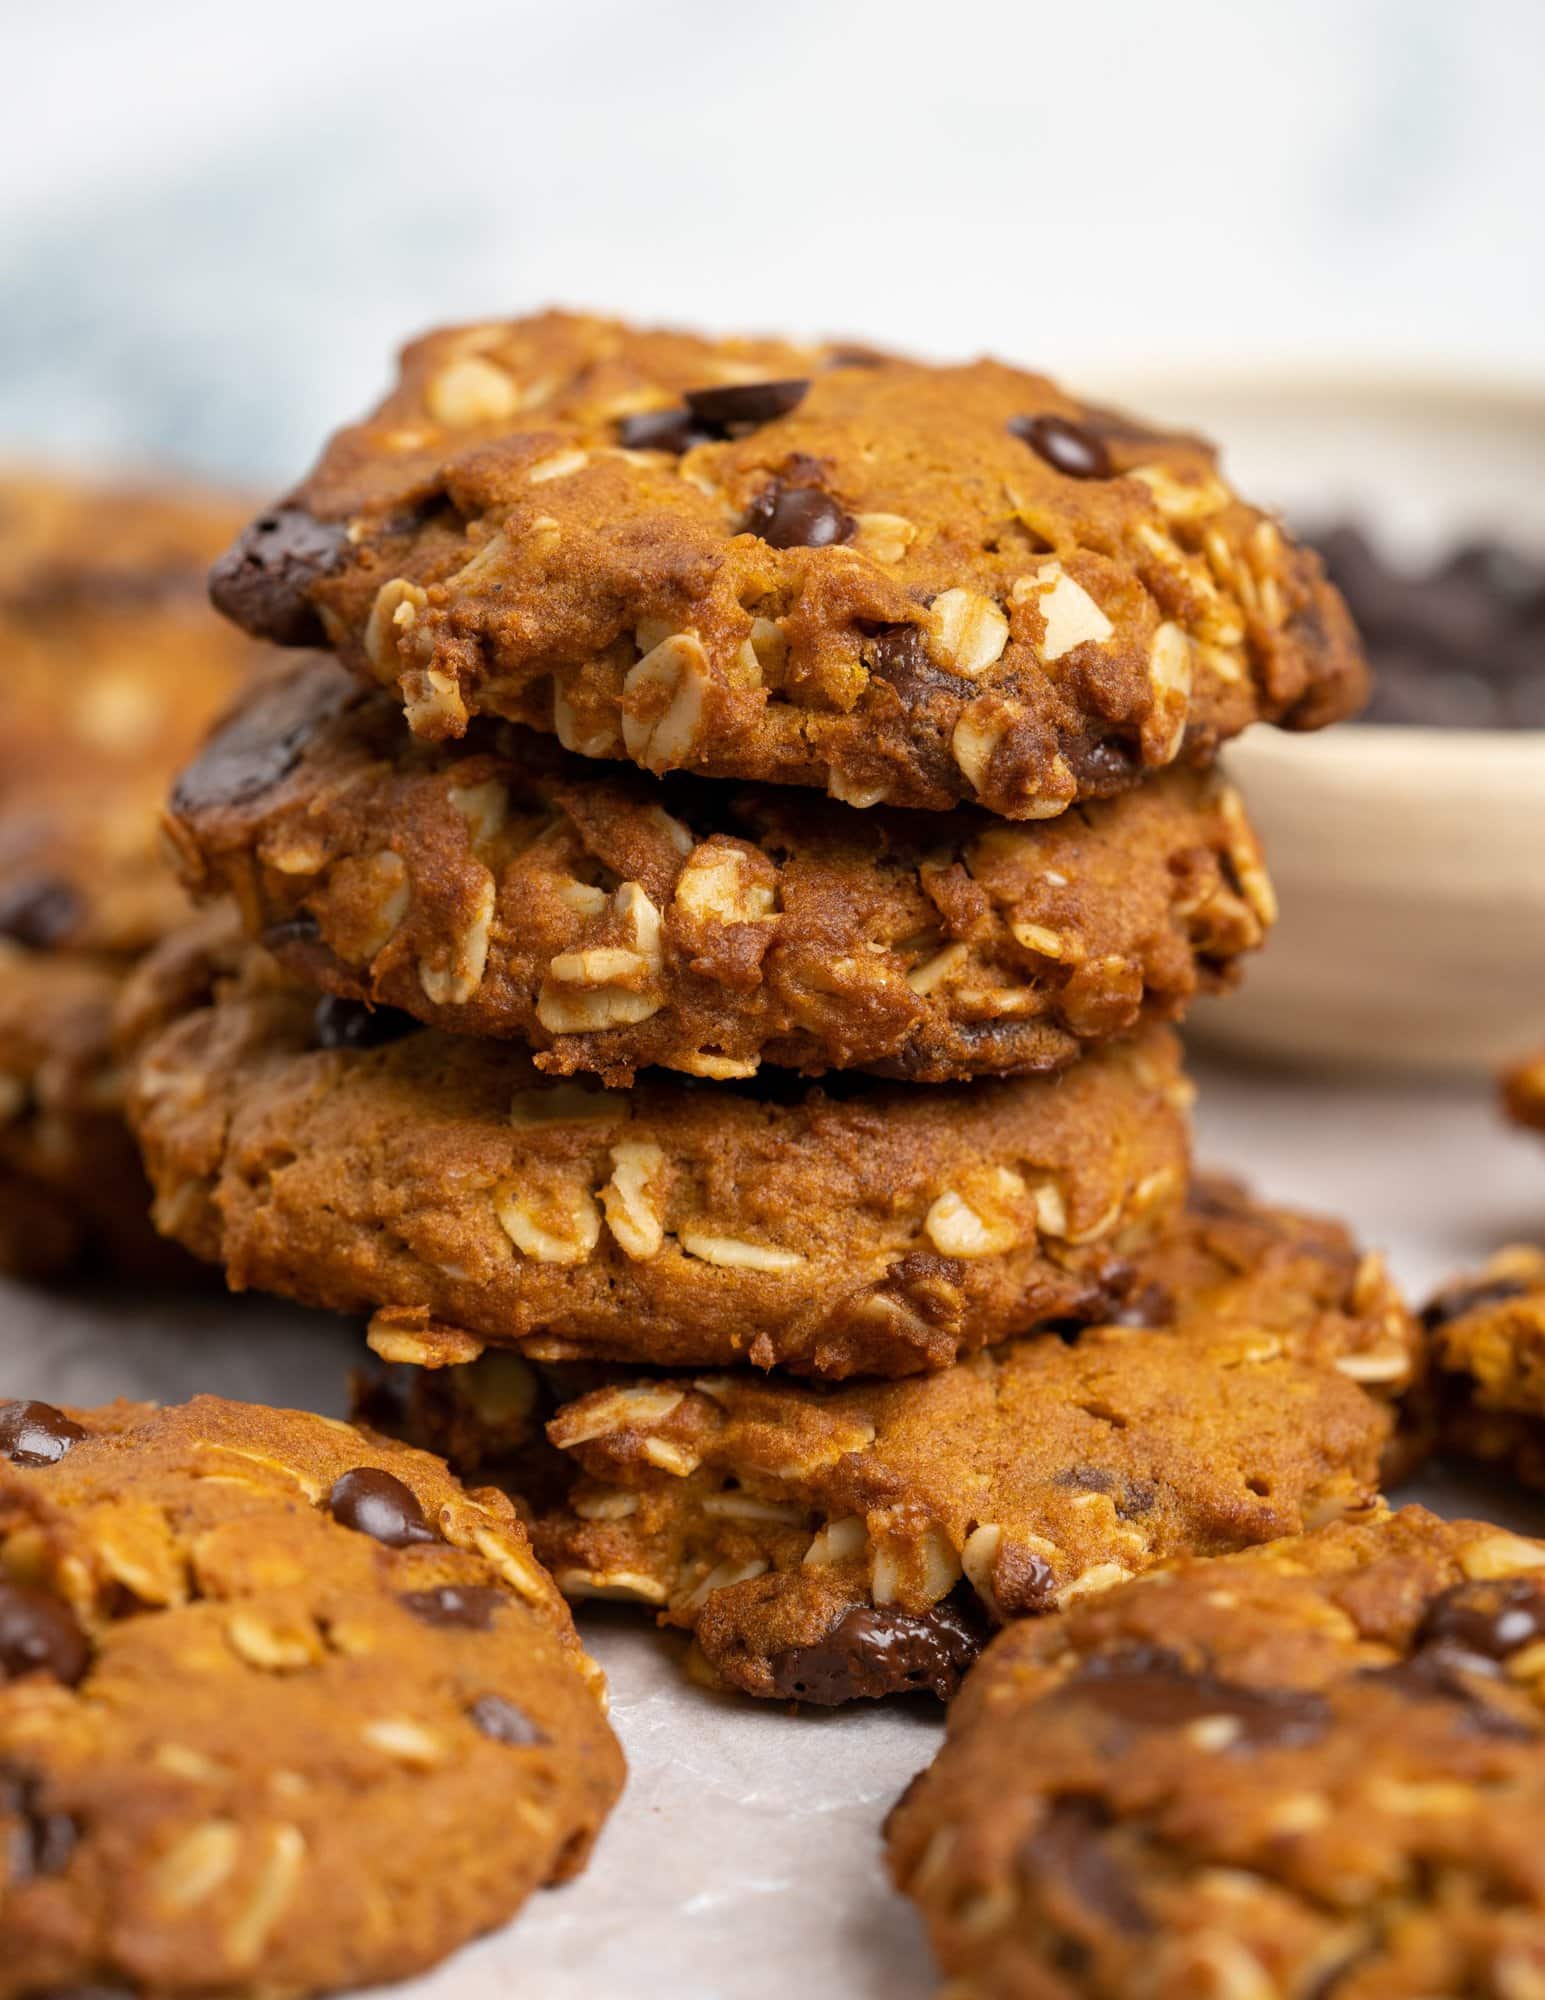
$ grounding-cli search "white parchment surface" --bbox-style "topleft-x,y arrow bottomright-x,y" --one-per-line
2,1052 -> 1541,2000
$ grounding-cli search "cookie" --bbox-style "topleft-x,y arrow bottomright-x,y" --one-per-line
886,1506 -> 1545,2000
125,922 -> 1190,1376
1506,1049 -> 1545,1133
0,471 -> 256,957
165,654 -> 1275,1085
0,950 -> 180,1280
0,471 -> 257,1278
0,1393 -> 623,1998
370,1178 -> 1418,1704
1422,1249 -> 1545,1487
211,311 -> 1365,820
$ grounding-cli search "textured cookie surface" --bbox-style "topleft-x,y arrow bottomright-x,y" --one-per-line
0,470 -> 256,957
125,927 -> 1189,1377
0,1394 -> 623,1998
887,1507 -> 1545,2000
1423,1249 -> 1545,1487
211,312 -> 1365,819
373,1179 -> 1417,1704
167,654 -> 1275,1083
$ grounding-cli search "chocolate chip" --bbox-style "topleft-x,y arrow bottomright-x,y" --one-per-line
0,1401 -> 87,1468
400,1585 -> 506,1631
468,1694 -> 549,1746
0,1584 -> 91,1686
866,625 -> 974,708
0,877 -> 84,950
260,911 -> 322,952
2,1766 -> 78,1881
616,407 -> 713,453
172,660 -> 355,816
1020,1798 -> 1152,1937
767,1585 -> 990,1704
683,379 -> 810,430
1418,1578 -> 1545,1661
1107,1283 -> 1173,1330
742,481 -> 854,551
327,1467 -> 437,1548
1009,415 -> 1113,481
1066,1645 -> 1330,1749
1421,1275 -> 1530,1332
208,506 -> 350,646
312,995 -> 419,1052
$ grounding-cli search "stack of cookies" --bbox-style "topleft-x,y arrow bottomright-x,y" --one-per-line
127,312 -> 1419,1704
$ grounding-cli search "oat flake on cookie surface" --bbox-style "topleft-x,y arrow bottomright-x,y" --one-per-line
368,1176 -> 1419,1705
211,312 -> 1366,820
887,1506 -> 1545,2000
0,1393 -> 622,1999
165,653 -> 1276,1084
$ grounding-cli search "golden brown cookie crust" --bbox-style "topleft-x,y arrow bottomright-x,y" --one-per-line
165,655 -> 1275,1084
375,1178 -> 1417,1704
125,927 -> 1190,1376
0,470 -> 257,957
887,1507 -> 1545,2000
0,1393 -> 623,1999
211,312 -> 1365,819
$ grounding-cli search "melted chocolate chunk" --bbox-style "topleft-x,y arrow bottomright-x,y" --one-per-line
1020,1798 -> 1152,1937
0,1400 -> 87,1468
0,1584 -> 91,1686
742,480 -> 854,551
327,1467 -> 437,1548
172,660 -> 355,815
400,1584 -> 506,1631
1066,1646 -> 1330,1748
1009,415 -> 1113,481
311,995 -> 419,1052
1066,736 -> 1143,794
2,1766 -> 78,1881
866,625 -> 975,709
260,911 -> 322,952
0,878 -> 83,950
468,1694 -> 549,1746
1418,1578 -> 1545,1661
617,407 -> 715,454
1421,1274 -> 1531,1331
1107,1282 -> 1173,1330
208,506 -> 349,646
684,378 -> 810,429
767,1585 -> 990,1704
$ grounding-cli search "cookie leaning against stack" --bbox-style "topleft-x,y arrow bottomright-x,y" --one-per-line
127,310 -> 1395,1697
0,471 -> 256,1279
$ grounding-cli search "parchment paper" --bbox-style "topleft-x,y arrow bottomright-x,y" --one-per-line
3,1051 -> 1542,1999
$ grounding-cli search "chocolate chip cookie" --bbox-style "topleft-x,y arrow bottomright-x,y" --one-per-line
165,654 -> 1275,1085
886,1506 -> 1545,2000
124,921 -> 1190,1376
0,1393 -> 623,1998
0,472 -> 257,1276
369,1178 -> 1417,1704
1422,1249 -> 1545,1487
211,312 -> 1365,819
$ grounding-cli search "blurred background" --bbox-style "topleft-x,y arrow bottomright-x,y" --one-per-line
6,0 -> 1544,484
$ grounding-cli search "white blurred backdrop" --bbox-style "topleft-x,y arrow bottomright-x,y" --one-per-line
4,0 -> 1543,483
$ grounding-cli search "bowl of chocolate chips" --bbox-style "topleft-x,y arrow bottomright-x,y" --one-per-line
1099,369 -> 1545,1073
